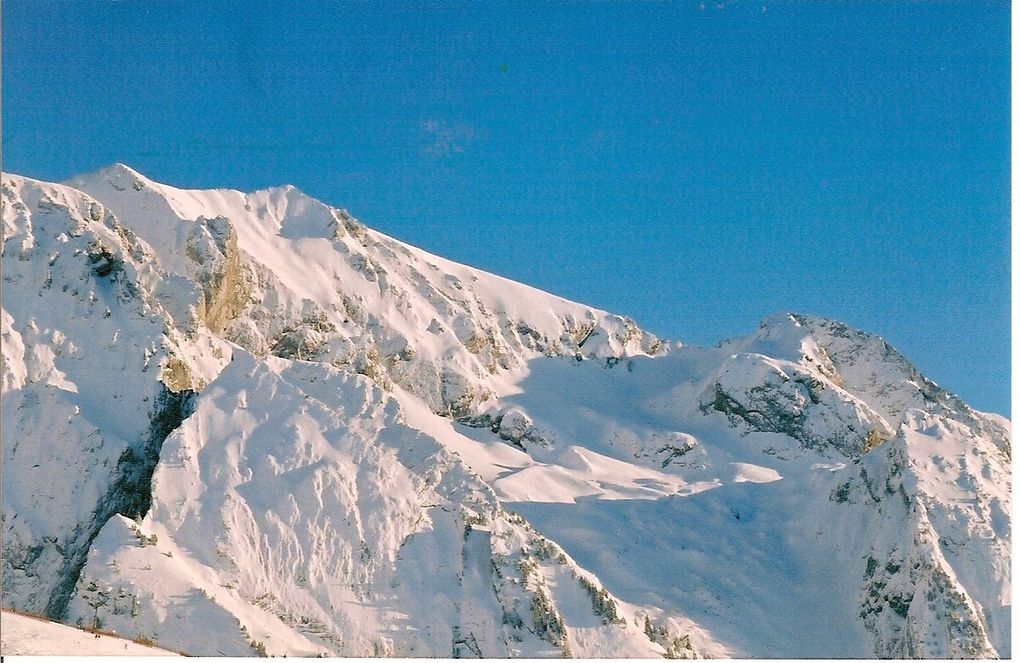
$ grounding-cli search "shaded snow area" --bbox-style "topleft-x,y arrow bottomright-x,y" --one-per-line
1,165 -> 1010,658
0,610 -> 179,655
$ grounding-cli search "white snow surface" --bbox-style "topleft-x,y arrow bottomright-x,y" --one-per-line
0,609 -> 179,655
1,166 -> 1010,658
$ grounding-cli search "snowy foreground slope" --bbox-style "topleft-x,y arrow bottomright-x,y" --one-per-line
1,165 -> 1010,658
1,609 -> 180,656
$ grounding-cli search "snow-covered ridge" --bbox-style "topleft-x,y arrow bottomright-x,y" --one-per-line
701,312 -> 1009,458
66,164 -> 663,416
1,166 -> 1009,658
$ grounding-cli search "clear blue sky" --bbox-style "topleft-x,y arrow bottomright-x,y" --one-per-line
3,1 -> 1010,415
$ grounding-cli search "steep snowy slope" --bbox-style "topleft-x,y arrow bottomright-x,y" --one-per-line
64,354 -> 686,657
1,175 -> 227,618
487,315 -> 1010,657
1,166 -> 1009,658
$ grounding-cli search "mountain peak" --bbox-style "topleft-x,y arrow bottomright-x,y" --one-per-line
1,169 -> 1009,659
103,161 -> 143,175
91,161 -> 149,182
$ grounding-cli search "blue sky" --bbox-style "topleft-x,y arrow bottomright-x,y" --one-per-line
3,1 -> 1010,415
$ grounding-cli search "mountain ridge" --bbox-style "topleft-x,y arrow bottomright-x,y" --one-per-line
1,166 -> 1010,658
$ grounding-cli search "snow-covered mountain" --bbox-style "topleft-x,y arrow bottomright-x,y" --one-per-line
1,165 -> 1010,658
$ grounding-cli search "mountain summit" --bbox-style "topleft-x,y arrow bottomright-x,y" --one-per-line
1,167 -> 1010,658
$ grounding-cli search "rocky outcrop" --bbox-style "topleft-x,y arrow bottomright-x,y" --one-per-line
185,216 -> 250,334
701,351 -> 892,457
830,431 -> 1007,657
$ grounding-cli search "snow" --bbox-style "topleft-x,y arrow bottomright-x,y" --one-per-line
1,165 -> 1010,658
0,609 -> 180,655
728,462 -> 782,483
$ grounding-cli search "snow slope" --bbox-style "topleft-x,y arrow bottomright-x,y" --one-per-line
0,610 -> 180,656
1,166 -> 1010,658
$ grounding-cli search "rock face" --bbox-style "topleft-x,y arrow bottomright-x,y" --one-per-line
1,166 -> 1010,658
185,215 -> 249,334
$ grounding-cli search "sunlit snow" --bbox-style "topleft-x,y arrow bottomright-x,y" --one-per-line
1,166 -> 1010,658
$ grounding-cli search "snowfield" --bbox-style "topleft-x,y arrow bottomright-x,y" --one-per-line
1,165 -> 1010,658
0,609 -> 179,655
